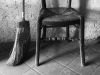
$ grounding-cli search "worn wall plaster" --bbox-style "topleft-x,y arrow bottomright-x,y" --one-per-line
0,0 -> 100,43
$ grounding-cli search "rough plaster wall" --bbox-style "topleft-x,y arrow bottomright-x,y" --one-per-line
0,0 -> 100,42
0,0 -> 41,42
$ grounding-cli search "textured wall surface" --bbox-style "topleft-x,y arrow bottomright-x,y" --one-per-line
0,0 -> 100,42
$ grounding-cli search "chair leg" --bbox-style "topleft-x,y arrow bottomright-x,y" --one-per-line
42,26 -> 46,39
36,18 -> 42,66
79,16 -> 85,66
66,26 -> 69,41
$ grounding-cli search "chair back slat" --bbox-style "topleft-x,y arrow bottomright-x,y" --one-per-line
41,0 -> 46,8
68,0 -> 72,8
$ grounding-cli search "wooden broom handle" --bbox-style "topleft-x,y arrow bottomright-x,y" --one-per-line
22,0 -> 25,20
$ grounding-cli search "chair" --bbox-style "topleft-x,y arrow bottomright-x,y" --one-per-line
36,0 -> 85,66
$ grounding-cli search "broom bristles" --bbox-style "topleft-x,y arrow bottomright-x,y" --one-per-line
6,22 -> 30,66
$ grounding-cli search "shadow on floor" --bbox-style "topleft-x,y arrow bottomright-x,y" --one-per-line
0,42 -> 14,51
40,41 -> 80,65
0,40 -> 98,66
85,55 -> 100,66
18,41 -> 56,65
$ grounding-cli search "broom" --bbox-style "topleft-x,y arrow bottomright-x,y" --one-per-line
6,0 -> 31,66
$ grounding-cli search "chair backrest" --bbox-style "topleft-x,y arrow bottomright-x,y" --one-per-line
41,0 -> 72,8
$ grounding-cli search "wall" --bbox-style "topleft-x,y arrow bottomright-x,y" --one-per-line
0,0 -> 100,43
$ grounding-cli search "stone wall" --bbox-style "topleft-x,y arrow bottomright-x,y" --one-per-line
0,0 -> 100,43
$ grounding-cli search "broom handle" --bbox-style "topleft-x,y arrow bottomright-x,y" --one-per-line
22,0 -> 25,20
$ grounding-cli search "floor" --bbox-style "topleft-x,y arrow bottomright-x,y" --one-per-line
0,41 -> 100,75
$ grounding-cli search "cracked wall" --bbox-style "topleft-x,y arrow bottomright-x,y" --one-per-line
0,0 -> 100,42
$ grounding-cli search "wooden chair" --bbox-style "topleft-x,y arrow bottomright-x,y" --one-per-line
36,0 -> 85,66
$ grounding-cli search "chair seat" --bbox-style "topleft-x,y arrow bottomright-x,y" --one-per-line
42,14 -> 80,26
41,7 -> 81,26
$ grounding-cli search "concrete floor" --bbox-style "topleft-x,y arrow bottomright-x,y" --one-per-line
0,41 -> 100,75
